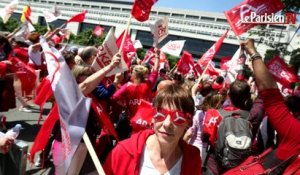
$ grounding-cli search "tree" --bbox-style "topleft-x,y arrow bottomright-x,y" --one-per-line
70,29 -> 105,46
0,18 -> 19,32
33,23 -> 48,35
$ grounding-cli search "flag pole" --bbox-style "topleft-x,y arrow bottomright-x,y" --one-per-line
118,15 -> 132,54
82,132 -> 106,175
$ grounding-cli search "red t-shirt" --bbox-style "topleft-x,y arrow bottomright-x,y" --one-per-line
112,71 -> 158,117
260,89 -> 300,160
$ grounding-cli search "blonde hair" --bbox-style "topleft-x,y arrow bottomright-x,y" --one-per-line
132,65 -> 149,80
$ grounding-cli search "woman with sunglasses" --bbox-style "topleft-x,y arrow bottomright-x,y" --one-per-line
104,83 -> 201,175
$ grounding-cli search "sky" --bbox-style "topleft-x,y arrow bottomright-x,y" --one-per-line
155,0 -> 244,13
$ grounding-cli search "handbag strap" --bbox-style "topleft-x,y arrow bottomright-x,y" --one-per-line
264,150 -> 300,174
283,156 -> 300,174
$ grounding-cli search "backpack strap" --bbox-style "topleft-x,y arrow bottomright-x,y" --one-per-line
218,109 -> 250,120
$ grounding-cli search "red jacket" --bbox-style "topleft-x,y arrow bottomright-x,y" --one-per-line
104,129 -> 202,175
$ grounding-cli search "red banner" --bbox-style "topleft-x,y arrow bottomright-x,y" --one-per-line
141,48 -> 156,66
66,10 -> 87,23
177,51 -> 194,75
220,56 -> 231,70
34,77 -> 52,108
10,57 -> 37,95
267,56 -> 298,88
225,0 -> 284,36
197,30 -> 228,66
131,0 -> 158,22
116,30 -> 136,67
130,100 -> 155,133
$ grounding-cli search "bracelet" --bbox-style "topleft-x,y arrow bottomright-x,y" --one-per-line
249,52 -> 262,61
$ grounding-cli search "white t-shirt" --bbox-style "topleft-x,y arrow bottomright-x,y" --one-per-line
139,146 -> 182,175
28,45 -> 42,66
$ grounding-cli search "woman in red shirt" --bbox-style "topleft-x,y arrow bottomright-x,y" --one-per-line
104,83 -> 201,175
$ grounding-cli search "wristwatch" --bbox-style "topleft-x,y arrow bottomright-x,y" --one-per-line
249,52 -> 262,61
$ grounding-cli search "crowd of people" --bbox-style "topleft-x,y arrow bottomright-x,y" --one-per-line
0,25 -> 300,175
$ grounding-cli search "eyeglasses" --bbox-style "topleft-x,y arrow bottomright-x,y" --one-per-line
153,108 -> 190,126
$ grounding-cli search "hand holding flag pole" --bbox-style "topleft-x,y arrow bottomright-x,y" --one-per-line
118,15 -> 133,55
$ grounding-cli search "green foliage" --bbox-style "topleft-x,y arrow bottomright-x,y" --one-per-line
165,53 -> 178,69
264,49 -> 280,64
70,29 -> 105,46
0,18 -> 19,32
33,23 -> 48,35
282,0 -> 300,13
136,48 -> 146,59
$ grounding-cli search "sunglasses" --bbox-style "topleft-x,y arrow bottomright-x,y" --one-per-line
153,108 -> 191,126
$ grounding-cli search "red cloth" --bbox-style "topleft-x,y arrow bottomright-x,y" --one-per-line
131,0 -> 157,22
260,89 -> 300,160
10,57 -> 37,95
66,10 -> 87,23
9,47 -> 29,64
130,100 -> 155,133
177,51 -> 194,75
28,104 -> 59,163
112,71 -> 158,117
224,0 -> 284,36
91,96 -> 119,141
267,56 -> 298,89
197,30 -> 228,67
202,109 -> 223,146
116,30 -> 136,68
103,129 -> 202,175
34,77 -> 53,108
0,62 -> 7,77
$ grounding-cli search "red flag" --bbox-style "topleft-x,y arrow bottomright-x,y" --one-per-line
141,48 -> 156,66
206,63 -> 220,76
34,77 -> 53,108
225,0 -> 284,36
66,10 -> 87,23
131,0 -> 158,22
93,26 -> 104,37
91,97 -> 119,141
20,5 -> 31,23
10,57 -> 37,95
51,34 -> 64,45
194,62 -> 219,77
267,56 -> 298,88
116,30 -> 136,67
177,51 -> 194,75
130,100 -> 156,133
197,30 -> 228,67
203,109 -> 223,147
29,104 -> 59,163
220,56 -> 231,70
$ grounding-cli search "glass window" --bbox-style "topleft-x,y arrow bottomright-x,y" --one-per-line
186,15 -> 199,20
158,12 -> 170,16
216,18 -> 227,23
201,16 -> 215,21
172,13 -> 184,18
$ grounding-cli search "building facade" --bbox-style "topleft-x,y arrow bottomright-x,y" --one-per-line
1,0 -> 299,64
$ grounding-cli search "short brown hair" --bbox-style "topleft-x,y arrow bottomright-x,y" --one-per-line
153,84 -> 194,116
27,32 -> 40,44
